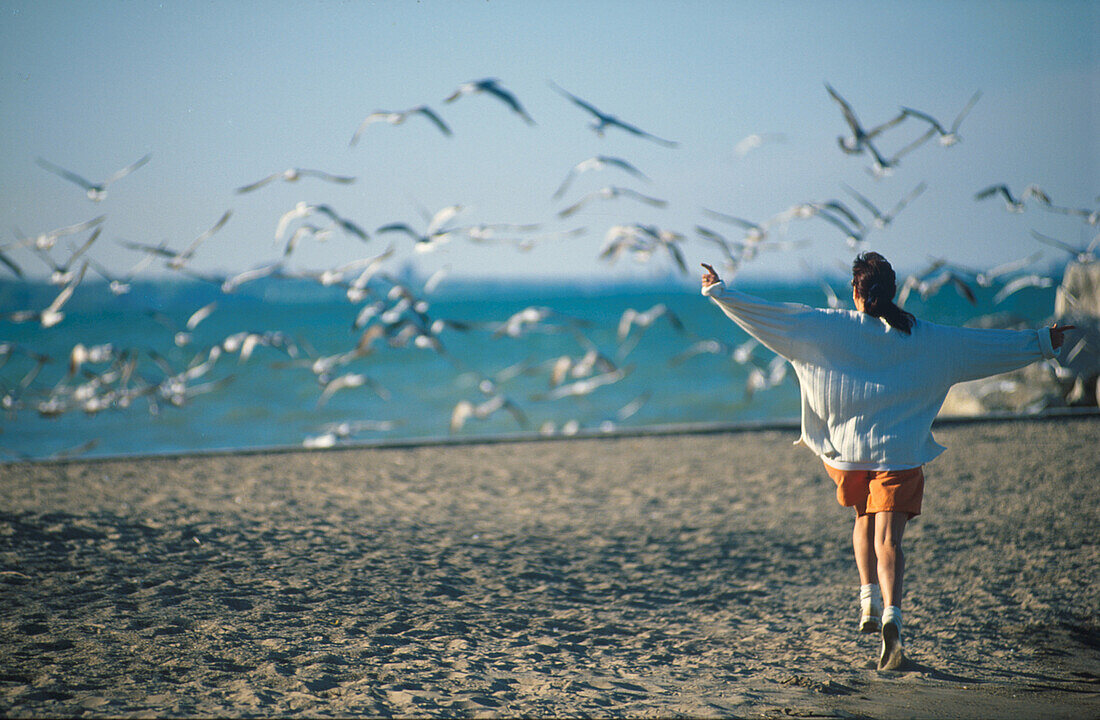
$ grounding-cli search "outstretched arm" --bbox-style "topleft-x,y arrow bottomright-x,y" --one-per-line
699,263 -> 835,363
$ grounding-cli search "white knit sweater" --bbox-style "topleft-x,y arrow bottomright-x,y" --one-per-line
703,281 -> 1059,470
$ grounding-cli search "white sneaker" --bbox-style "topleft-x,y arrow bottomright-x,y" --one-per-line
879,610 -> 904,670
859,600 -> 881,634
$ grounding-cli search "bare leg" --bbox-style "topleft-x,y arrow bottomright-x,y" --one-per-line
875,511 -> 909,670
852,512 -> 876,586
874,511 -> 908,607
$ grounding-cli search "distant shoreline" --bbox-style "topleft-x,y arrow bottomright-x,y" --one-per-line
8,405 -> 1097,467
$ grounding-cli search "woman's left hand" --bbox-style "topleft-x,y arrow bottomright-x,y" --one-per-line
701,263 -> 721,289
1050,323 -> 1076,350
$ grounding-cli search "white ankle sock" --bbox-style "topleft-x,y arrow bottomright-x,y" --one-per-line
882,605 -> 902,629
860,584 -> 881,608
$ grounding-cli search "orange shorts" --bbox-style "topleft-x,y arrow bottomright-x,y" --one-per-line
823,463 -> 924,518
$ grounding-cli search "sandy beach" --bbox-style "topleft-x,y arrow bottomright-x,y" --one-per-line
1,414 -> 1098,719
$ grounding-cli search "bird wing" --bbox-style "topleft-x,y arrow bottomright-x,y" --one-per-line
889,127 -> 936,163
606,116 -> 680,147
824,83 -> 862,136
35,158 -> 95,190
181,210 -> 233,259
600,156 -> 649,182
45,261 -> 87,315
413,106 -> 452,136
350,111 -> 400,146
450,400 -> 474,432
975,185 -> 1015,203
701,208 -> 760,230
376,223 -> 422,241
235,172 -> 280,194
0,248 -> 22,278
950,90 -> 982,132
548,81 -> 606,120
839,183 -> 882,219
66,227 -> 103,266
483,81 -> 535,124
619,187 -> 668,207
899,107 -> 946,134
299,169 -> 356,184
884,182 -> 928,221
557,193 -> 594,219
427,204 -> 463,235
186,301 -> 218,330
865,110 -> 908,139
552,167 -> 579,200
104,153 -> 152,184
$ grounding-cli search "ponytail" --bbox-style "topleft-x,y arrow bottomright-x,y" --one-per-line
852,252 -> 915,335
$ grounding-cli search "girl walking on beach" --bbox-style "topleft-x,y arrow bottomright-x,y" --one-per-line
700,252 -> 1073,670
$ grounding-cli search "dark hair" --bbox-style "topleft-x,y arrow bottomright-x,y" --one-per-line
851,251 -> 915,335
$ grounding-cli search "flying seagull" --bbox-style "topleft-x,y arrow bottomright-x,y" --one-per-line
974,184 -> 1026,213
350,105 -> 452,145
548,80 -> 679,147
557,186 -> 667,218
235,168 -> 356,194
119,209 -> 233,270
444,78 -> 535,124
824,84 -> 906,156
552,155 -> 650,199
900,90 -> 982,147
36,154 -> 151,201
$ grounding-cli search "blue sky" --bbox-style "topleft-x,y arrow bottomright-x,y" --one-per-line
1,0 -> 1096,284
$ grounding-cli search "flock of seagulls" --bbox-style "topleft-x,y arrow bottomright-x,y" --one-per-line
2,77 -> 1096,459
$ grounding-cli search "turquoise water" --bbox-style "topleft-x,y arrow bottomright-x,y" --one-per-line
0,274 -> 1060,461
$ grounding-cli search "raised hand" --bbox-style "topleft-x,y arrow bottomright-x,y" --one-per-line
1049,323 -> 1076,350
701,263 -> 722,288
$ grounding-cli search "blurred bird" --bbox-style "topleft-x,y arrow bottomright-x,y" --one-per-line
317,372 -> 390,407
734,132 -> 786,157
701,209 -> 771,244
694,226 -> 746,274
1029,229 -> 1098,263
824,83 -> 906,174
0,244 -> 21,278
531,366 -> 630,401
841,181 -> 927,231
897,260 -> 976,306
450,394 -> 527,433
2,261 -> 87,328
235,167 -> 355,194
617,302 -> 685,345
548,80 -> 679,147
669,337 -> 760,367
15,215 -> 106,251
552,155 -> 650,199
303,419 -> 397,449
119,209 -> 233,270
492,306 -> 590,338
444,77 -> 535,124
275,202 -> 367,243
36,153 -> 151,201
377,204 -> 464,253
350,105 -> 452,145
557,185 -> 667,218
85,253 -> 155,296
600,224 -> 688,274
993,274 -> 1055,304
899,91 -> 982,147
32,227 -> 102,286
974,184 -> 1026,213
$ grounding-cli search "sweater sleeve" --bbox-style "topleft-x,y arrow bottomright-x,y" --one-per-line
939,323 -> 1060,385
702,281 -> 831,362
